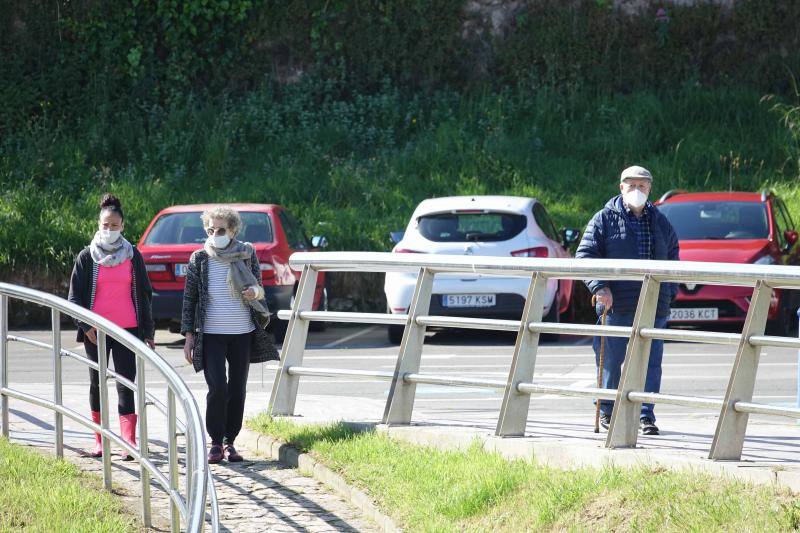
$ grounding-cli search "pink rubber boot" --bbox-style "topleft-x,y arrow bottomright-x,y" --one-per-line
119,413 -> 138,461
90,411 -> 103,458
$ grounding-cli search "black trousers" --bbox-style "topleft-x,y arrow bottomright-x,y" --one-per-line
84,327 -> 138,415
202,332 -> 252,446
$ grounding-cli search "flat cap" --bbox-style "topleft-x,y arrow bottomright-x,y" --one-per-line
620,165 -> 653,182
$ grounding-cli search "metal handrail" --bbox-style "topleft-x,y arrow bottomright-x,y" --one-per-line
0,282 -> 218,532
269,252 -> 800,461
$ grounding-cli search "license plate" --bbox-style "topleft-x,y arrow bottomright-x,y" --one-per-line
669,307 -> 718,321
175,263 -> 188,277
442,294 -> 496,308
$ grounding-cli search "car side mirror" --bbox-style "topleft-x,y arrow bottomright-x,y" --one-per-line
311,235 -> 328,249
562,228 -> 581,245
389,231 -> 405,245
784,229 -> 798,248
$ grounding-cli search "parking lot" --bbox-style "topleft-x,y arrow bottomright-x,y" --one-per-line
6,323 -> 798,433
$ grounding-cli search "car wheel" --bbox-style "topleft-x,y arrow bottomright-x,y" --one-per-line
269,314 -> 288,343
309,288 -> 328,332
767,298 -> 798,337
540,291 -> 560,343
387,325 -> 404,344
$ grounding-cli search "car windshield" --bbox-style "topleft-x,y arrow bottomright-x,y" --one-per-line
658,201 -> 769,240
144,211 -> 274,245
417,212 -> 526,242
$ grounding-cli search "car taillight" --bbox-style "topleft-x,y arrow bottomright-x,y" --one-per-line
511,247 -> 549,258
146,263 -> 173,281
393,248 -> 425,253
260,263 -> 276,280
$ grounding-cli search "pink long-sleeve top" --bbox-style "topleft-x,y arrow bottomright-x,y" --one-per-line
91,259 -> 138,329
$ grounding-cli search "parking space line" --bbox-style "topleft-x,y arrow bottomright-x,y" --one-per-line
321,326 -> 379,349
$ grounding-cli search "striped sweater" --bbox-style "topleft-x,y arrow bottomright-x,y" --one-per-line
180,244 -> 278,372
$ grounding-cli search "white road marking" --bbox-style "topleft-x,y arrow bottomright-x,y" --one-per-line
304,352 -> 750,363
321,326 -> 379,349
416,397 -> 504,402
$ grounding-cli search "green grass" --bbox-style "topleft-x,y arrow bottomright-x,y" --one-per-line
0,437 -> 137,532
2,83 -> 799,285
248,414 -> 800,532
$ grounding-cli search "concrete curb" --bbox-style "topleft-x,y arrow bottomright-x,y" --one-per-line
237,428 -> 401,532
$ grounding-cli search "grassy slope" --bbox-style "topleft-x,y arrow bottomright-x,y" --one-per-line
0,438 -> 137,532
1,85 -> 797,279
248,416 -> 800,532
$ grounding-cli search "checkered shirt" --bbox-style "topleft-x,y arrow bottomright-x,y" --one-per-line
625,204 -> 653,259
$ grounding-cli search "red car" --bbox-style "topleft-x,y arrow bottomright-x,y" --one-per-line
656,191 -> 800,334
137,203 -> 328,340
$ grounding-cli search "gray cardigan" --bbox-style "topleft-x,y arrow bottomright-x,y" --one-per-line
180,244 -> 278,372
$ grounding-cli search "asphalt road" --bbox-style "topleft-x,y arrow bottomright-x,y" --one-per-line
6,323 -> 799,429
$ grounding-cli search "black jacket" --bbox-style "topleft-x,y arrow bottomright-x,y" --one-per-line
575,195 -> 680,317
67,246 -> 155,342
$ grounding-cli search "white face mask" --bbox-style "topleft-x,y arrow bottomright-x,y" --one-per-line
99,229 -> 121,245
210,234 -> 231,249
623,188 -> 648,209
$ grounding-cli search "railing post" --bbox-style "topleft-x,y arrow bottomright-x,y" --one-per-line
185,422 -> 194,517
0,294 -> 8,438
135,356 -> 152,528
269,265 -> 319,416
97,330 -> 112,490
709,280 -> 772,460
606,275 -> 660,449
796,307 -> 800,418
383,267 -> 434,425
496,272 -> 548,436
52,309 -> 63,458
167,388 -> 180,533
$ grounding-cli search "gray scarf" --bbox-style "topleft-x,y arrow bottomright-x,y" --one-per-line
90,232 -> 134,267
204,238 -> 271,328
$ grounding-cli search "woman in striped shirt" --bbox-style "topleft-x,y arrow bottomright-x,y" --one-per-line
181,206 -> 276,463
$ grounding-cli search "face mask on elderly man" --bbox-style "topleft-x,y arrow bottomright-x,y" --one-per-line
623,188 -> 648,209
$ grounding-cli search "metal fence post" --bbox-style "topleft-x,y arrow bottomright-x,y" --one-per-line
709,280 -> 772,460
0,294 -> 8,438
796,307 -> 800,418
495,272 -> 548,436
606,275 -> 660,449
168,388 -> 180,533
269,265 -> 319,416
135,356 -> 152,528
383,267 -> 434,425
186,422 -> 194,516
52,309 -> 63,458
97,330 -> 112,489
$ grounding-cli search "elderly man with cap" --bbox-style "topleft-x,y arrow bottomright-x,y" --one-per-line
575,165 -> 679,435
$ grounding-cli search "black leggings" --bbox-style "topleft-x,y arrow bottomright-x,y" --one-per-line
84,327 -> 138,415
202,332 -> 252,446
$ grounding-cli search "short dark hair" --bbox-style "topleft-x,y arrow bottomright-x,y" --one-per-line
99,193 -> 124,220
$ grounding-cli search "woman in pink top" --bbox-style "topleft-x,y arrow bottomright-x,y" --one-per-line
68,194 -> 155,458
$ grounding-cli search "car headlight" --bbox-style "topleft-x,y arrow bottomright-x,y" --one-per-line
754,255 -> 776,265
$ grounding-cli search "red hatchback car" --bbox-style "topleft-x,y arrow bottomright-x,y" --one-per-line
137,203 -> 328,340
656,191 -> 800,334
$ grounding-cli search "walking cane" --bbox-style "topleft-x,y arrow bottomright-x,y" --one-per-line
593,295 -> 608,433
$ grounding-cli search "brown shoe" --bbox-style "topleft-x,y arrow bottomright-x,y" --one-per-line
208,444 -> 224,464
224,444 -> 243,462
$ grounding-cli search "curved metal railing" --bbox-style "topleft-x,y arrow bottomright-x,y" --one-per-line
270,252 -> 800,461
0,282 -> 219,532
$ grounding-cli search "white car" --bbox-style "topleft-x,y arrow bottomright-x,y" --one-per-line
384,195 -> 579,343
